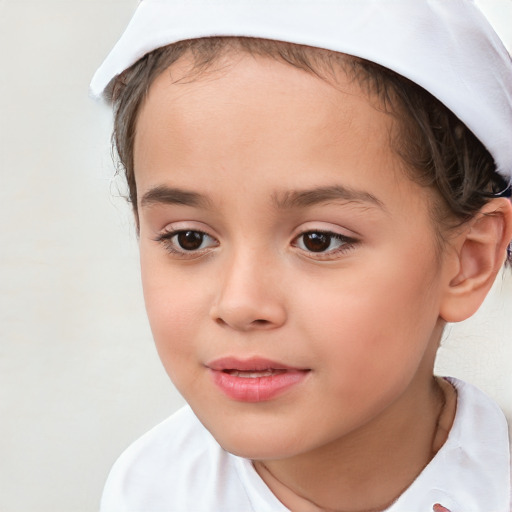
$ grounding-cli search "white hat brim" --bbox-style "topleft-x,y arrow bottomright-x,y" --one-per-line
90,0 -> 512,181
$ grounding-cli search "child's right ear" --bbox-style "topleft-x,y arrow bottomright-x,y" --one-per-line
439,197 -> 512,323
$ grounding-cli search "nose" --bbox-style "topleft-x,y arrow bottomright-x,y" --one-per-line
209,250 -> 287,331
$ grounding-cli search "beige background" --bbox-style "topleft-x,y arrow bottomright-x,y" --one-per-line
0,1 -> 511,511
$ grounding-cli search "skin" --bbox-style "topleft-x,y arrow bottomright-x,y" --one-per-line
133,53 -> 472,511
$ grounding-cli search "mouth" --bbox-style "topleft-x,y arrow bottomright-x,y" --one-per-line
206,356 -> 305,372
221,369 -> 288,378
206,357 -> 310,402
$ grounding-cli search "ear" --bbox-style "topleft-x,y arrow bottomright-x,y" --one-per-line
440,198 -> 512,323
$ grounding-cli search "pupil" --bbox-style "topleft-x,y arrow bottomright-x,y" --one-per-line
178,231 -> 203,250
304,233 -> 330,252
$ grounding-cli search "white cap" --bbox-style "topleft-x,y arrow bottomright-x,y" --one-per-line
90,0 -> 512,182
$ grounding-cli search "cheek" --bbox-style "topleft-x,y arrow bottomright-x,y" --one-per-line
296,250 -> 441,385
140,251 -> 208,370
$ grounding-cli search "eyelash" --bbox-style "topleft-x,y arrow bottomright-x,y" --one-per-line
154,229 -> 219,259
292,230 -> 358,259
154,229 -> 358,259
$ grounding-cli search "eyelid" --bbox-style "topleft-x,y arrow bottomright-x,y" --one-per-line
158,220 -> 215,234
291,224 -> 360,259
291,221 -> 359,241
154,222 -> 219,258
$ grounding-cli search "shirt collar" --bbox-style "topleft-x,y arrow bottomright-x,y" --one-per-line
387,378 -> 511,512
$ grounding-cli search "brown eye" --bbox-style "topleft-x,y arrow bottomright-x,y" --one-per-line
176,231 -> 206,251
293,230 -> 357,256
302,232 -> 331,252
156,229 -> 218,256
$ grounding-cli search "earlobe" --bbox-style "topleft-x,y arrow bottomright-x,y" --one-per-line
440,198 -> 512,323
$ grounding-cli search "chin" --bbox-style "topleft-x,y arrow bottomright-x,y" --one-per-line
220,438 -> 298,461
204,421 -> 303,460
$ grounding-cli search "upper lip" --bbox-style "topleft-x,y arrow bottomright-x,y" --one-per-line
206,356 -> 307,372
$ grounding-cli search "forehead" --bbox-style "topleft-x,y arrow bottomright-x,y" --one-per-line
133,52 -> 432,219
137,55 -> 394,166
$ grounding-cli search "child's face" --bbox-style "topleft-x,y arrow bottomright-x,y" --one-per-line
134,54 -> 453,460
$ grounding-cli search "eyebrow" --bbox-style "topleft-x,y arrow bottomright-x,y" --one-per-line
272,185 -> 385,210
140,186 -> 211,209
139,184 -> 385,212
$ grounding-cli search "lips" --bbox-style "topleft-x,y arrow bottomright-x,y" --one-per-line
206,357 -> 309,402
223,369 -> 287,378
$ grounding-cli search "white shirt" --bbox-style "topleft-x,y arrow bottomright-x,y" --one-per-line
100,378 -> 511,512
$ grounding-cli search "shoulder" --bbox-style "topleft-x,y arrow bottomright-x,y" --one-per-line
100,406 -> 288,511
445,377 -> 510,453
448,378 -> 511,510
389,377 -> 511,512
103,406 -> 210,480
100,406 -> 254,512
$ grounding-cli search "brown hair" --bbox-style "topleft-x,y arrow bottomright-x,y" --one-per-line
109,37 -> 510,256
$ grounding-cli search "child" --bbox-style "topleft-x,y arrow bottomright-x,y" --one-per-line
91,1 -> 512,510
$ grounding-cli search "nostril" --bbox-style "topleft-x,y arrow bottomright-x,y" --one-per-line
210,300 -> 286,330
213,317 -> 270,329
253,319 -> 270,326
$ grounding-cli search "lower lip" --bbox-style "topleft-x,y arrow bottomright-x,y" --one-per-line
209,369 -> 309,402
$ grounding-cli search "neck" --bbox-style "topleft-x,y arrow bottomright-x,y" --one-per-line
253,375 -> 456,512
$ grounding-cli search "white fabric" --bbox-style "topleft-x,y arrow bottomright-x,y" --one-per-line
90,0 -> 512,182
100,378 -> 511,512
